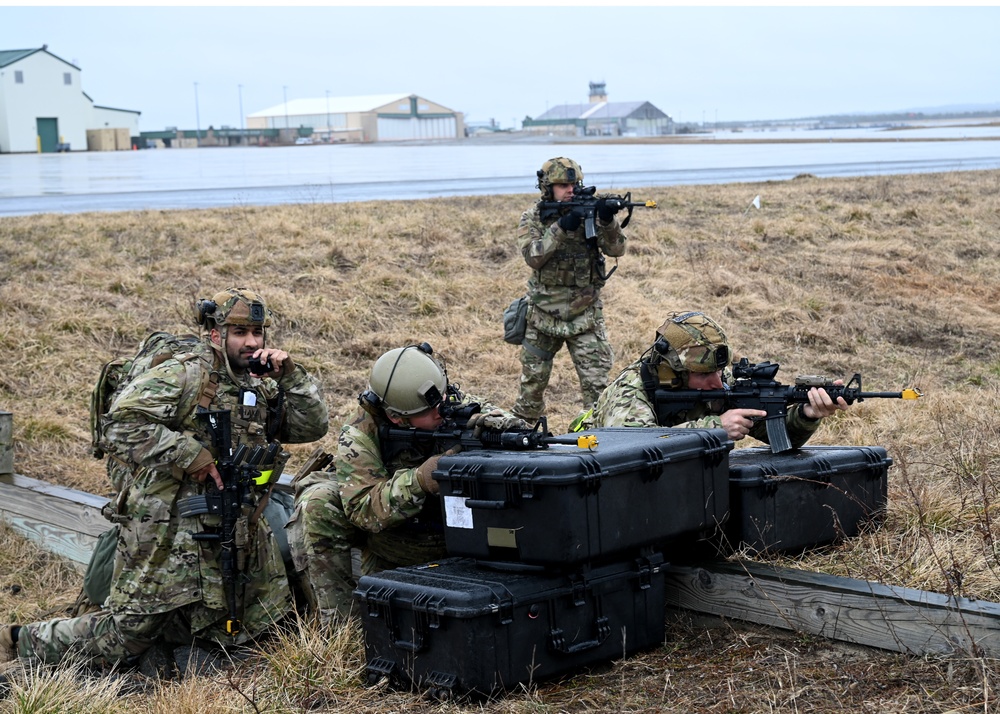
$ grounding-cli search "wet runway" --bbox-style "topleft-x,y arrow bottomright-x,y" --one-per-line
2,129 -> 1000,216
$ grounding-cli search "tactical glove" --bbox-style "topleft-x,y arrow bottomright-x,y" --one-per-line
467,410 -> 531,437
558,211 -> 582,232
415,455 -> 442,495
596,198 -> 620,223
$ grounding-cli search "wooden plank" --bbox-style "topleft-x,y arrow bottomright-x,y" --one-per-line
664,561 -> 1000,657
0,473 -> 109,567
0,411 -> 12,475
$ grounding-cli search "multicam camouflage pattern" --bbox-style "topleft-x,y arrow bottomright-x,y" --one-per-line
536,157 -> 584,196
201,287 -> 273,328
288,391 -> 505,618
514,309 -> 613,421
512,202 -> 625,420
656,311 -> 729,374
518,203 -> 625,320
18,338 -> 328,664
589,357 -> 821,448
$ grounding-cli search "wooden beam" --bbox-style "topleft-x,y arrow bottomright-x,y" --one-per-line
0,473 -> 109,567
664,561 -> 1000,657
0,470 -> 295,569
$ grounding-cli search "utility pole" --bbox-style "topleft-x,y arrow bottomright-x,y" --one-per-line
325,89 -> 331,141
238,84 -> 245,133
194,81 -> 201,147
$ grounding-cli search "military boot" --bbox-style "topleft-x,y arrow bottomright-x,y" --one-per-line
0,627 -> 17,663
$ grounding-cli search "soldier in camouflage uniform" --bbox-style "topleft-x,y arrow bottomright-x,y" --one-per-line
587,311 -> 848,446
512,157 -> 627,423
0,288 -> 329,665
287,344 -> 526,623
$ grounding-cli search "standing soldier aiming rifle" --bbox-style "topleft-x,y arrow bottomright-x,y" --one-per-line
512,157 -> 653,426
0,287 -> 329,666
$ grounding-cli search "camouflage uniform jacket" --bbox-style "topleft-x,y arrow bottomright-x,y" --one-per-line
519,202 -> 626,325
101,341 -> 328,628
590,358 -> 821,448
329,391 -> 506,562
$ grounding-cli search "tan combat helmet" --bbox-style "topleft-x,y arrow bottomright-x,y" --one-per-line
536,157 -> 584,199
362,343 -> 448,418
651,311 -> 731,385
197,287 -> 272,331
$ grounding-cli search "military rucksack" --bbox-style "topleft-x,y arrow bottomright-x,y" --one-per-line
89,331 -> 219,461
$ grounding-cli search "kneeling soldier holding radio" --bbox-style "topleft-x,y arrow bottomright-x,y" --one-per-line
0,287 -> 328,666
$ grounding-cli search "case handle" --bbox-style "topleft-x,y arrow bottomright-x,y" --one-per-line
463,498 -> 508,510
549,616 -> 611,654
391,629 -> 426,653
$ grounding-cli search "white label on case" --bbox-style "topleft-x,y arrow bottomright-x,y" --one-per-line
443,495 -> 474,529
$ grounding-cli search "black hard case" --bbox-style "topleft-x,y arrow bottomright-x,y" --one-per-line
355,553 -> 666,698
726,445 -> 892,553
433,427 -> 732,566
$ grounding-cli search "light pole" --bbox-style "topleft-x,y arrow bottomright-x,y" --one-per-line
194,81 -> 201,147
238,84 -> 245,133
283,85 -> 289,131
325,89 -> 331,140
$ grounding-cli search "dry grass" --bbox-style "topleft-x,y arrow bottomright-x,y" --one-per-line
1,169 -> 1000,710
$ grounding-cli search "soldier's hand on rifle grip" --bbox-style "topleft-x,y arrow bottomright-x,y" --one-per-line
802,381 -> 849,420
558,211 -> 582,233
720,408 -> 768,441
191,462 -> 225,491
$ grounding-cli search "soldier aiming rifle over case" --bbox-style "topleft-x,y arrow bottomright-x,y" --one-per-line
583,311 -> 921,451
287,343 -> 533,623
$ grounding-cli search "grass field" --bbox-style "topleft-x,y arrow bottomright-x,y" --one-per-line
0,168 -> 998,711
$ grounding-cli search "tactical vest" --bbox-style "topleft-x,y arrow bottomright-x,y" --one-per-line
533,216 -> 605,292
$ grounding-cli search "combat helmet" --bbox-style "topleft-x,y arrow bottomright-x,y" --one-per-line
650,311 -> 730,385
197,287 -> 272,330
362,343 -> 448,418
536,157 -> 583,198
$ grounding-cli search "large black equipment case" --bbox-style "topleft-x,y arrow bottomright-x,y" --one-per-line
725,445 -> 892,553
356,553 -> 666,698
433,427 -> 732,566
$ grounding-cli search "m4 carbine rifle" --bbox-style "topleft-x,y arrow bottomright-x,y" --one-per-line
178,409 -> 281,636
380,415 -> 597,464
651,358 -> 922,454
539,184 -> 657,280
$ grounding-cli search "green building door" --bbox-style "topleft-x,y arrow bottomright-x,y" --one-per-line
36,118 -> 58,153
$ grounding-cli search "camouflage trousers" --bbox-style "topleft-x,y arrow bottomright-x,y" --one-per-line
286,477 -> 446,622
16,603 -> 247,665
513,307 -> 614,421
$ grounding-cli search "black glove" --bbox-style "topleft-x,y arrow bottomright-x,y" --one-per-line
558,211 -> 582,232
596,198 -> 620,223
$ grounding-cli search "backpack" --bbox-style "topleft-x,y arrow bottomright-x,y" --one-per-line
89,331 -> 219,460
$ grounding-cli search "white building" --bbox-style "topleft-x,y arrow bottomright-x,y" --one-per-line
247,93 -> 464,143
0,46 -> 140,153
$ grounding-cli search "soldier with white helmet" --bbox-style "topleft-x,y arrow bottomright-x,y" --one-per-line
287,343 -> 526,623
1,287 -> 329,666
512,157 -> 627,425
585,311 -> 848,445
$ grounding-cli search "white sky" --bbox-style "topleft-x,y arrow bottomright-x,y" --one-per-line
2,4 -> 999,132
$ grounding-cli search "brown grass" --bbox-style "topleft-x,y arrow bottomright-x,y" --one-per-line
1,169 -> 1000,710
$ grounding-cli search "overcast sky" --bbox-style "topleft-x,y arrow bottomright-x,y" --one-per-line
3,4 -> 998,132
